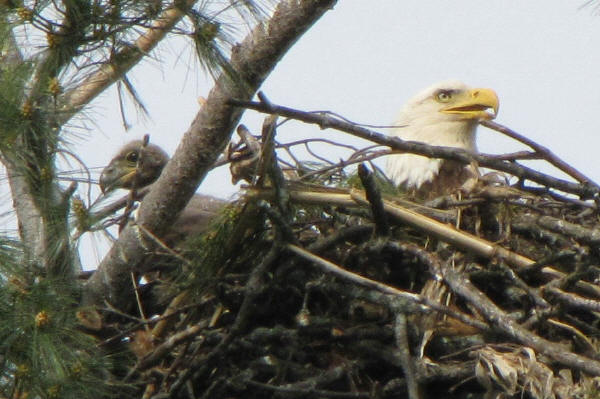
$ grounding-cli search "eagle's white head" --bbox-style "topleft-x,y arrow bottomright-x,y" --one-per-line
385,80 -> 499,194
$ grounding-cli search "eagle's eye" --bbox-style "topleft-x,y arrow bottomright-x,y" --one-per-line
435,90 -> 453,103
126,151 -> 139,163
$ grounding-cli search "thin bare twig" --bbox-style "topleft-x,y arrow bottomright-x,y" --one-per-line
228,97 -> 597,199
395,313 -> 422,399
482,120 -> 600,189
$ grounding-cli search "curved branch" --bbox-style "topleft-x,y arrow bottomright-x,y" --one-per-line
83,0 -> 338,306
481,120 -> 599,189
227,98 -> 598,199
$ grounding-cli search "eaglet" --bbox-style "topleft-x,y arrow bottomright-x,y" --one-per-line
99,140 -> 226,246
385,80 -> 499,198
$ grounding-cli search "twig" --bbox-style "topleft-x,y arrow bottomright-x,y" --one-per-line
125,320 -> 208,380
246,367 -> 368,398
481,120 -> 600,189
546,318 -> 597,354
294,150 -> 390,182
492,260 -> 550,309
228,97 -> 597,198
521,214 -> 600,245
307,225 -> 374,253
358,164 -> 389,236
395,313 -> 421,399
86,187 -> 150,229
152,291 -> 191,339
136,223 -> 191,265
102,300 -> 144,323
98,301 -> 201,348
484,150 -> 540,161
130,272 -> 149,331
519,250 -> 578,277
544,286 -> 600,313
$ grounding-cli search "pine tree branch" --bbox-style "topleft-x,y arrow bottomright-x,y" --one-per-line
1,18 -> 76,275
5,165 -> 45,263
0,22 -> 45,265
83,0 -> 338,307
58,0 -> 198,124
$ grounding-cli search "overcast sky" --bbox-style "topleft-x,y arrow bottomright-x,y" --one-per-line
15,1 -> 600,266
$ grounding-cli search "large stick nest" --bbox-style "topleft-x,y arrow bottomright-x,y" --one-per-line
92,104 -> 600,399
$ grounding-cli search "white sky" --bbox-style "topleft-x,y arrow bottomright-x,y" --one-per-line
8,1 -> 600,267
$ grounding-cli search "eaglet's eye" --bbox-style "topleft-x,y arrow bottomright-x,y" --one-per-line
435,90 -> 453,103
125,151 -> 139,163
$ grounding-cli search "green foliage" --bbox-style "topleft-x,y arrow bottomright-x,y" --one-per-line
0,21 -> 36,148
0,240 -> 117,399
0,16 -> 61,199
174,203 -> 263,294
0,61 -> 35,147
342,167 -> 404,196
188,9 -> 239,82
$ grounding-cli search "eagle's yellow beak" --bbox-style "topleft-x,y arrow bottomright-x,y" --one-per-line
441,88 -> 499,120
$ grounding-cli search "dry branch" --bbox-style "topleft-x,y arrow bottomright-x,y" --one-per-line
228,97 -> 598,198
482,120 -> 599,189
442,266 -> 600,376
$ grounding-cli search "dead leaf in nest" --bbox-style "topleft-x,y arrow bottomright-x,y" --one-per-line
474,346 -> 576,399
130,330 -> 155,359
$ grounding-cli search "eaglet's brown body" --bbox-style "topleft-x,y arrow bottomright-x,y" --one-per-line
100,140 -> 226,246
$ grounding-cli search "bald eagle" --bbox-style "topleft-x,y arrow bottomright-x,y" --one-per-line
99,140 -> 226,245
385,81 -> 499,198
